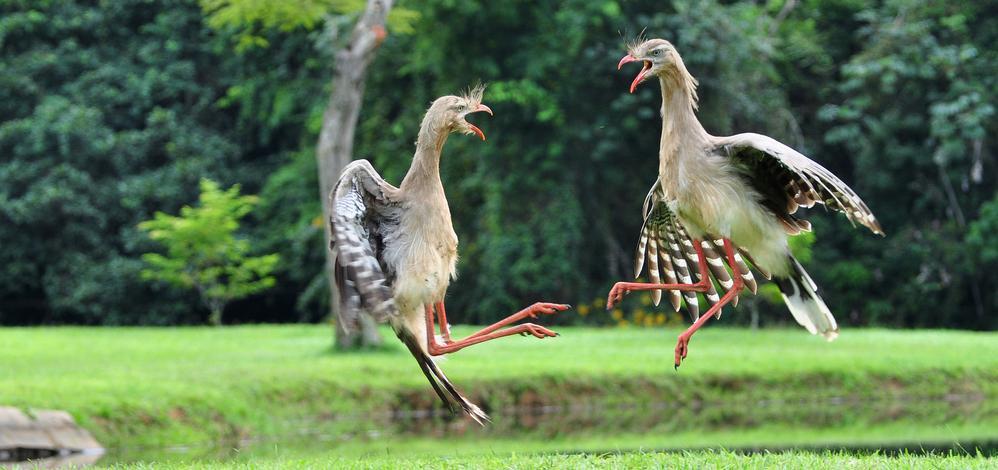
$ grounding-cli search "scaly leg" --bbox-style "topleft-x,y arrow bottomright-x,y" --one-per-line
674,239 -> 744,368
425,302 -> 569,356
462,302 -> 567,341
435,301 -> 452,343
606,240 -> 712,309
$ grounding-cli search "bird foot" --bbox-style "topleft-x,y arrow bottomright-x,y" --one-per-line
513,303 -> 567,338
426,302 -> 568,355
490,302 -> 567,341
606,282 -> 631,309
522,302 -> 571,319
517,323 -> 559,339
674,333 -> 691,369
607,281 -> 710,310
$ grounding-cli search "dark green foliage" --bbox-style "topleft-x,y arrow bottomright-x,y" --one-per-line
815,0 -> 997,329
0,1 -> 269,324
253,150 -> 327,322
1,0 -> 994,329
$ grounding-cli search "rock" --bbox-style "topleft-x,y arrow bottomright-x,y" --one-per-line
0,406 -> 104,467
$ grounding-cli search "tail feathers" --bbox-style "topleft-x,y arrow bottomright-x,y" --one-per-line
394,326 -> 490,425
775,257 -> 838,341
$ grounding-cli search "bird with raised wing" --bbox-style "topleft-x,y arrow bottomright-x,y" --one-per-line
330,87 -> 569,424
610,38 -> 883,368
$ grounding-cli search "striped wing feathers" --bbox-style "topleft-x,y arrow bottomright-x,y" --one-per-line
716,133 -> 883,236
633,186 -> 749,321
330,160 -> 400,331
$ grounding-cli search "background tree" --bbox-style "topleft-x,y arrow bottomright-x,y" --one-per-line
0,0 -> 247,325
313,0 -> 393,348
199,0 -> 418,348
139,179 -> 279,325
817,0 -> 996,329
1,0 -> 993,331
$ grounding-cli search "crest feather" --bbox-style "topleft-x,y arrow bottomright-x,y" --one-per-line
625,29 -> 648,56
461,83 -> 486,107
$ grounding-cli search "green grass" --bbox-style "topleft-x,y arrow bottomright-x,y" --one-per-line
104,416 -> 998,466
112,450 -> 997,469
1,325 -> 996,459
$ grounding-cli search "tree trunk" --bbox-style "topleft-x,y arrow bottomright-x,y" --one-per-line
334,310 -> 382,349
208,301 -> 224,327
317,0 -> 394,349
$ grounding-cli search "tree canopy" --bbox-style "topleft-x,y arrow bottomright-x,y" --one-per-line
1,0 -> 994,329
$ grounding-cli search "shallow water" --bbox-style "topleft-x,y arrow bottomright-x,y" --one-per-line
89,394 -> 997,466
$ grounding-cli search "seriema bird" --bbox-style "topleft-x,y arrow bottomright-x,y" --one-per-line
610,39 -> 883,368
330,87 -> 569,424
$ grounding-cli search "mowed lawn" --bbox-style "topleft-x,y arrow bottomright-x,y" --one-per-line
4,325 -> 997,391
114,450 -> 997,469
1,325 -> 996,449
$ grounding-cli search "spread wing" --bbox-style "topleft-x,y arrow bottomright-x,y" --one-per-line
329,159 -> 401,331
633,182 -> 756,321
714,133 -> 884,236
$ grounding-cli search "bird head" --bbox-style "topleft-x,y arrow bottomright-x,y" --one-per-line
428,85 -> 493,141
618,38 -> 692,94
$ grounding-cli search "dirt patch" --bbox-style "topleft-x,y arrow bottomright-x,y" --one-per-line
168,407 -> 188,422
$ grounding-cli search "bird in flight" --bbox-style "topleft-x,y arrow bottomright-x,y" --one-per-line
330,87 -> 569,423
611,38 -> 883,368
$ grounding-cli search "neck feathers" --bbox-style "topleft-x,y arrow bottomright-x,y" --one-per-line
416,108 -> 451,154
661,53 -> 699,111
658,58 -> 708,181
401,108 -> 450,193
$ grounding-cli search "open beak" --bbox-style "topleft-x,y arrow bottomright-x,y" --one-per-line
618,54 -> 651,94
466,103 -> 493,141
617,54 -> 637,70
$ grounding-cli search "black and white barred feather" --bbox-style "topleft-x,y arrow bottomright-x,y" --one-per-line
633,182 -> 755,321
330,159 -> 488,424
633,134 -> 879,334
330,160 -> 400,332
716,133 -> 884,237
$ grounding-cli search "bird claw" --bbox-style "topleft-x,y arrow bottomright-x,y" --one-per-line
526,302 -> 571,318
506,303 -> 566,338
606,283 -> 630,310
522,323 -> 557,339
674,334 -> 691,368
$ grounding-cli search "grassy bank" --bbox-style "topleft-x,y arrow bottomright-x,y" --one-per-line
117,450 -> 997,469
1,325 -> 996,453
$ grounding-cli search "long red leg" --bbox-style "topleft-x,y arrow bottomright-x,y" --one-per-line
462,302 -> 567,341
435,301 -> 452,343
674,239 -> 744,368
425,304 -> 438,347
424,303 -> 568,356
606,240 -> 712,309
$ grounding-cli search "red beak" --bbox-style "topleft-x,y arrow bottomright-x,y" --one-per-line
618,54 -> 651,94
469,124 -> 485,141
467,103 -> 493,141
617,54 -> 637,70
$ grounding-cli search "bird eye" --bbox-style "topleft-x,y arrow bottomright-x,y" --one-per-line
652,49 -> 663,56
